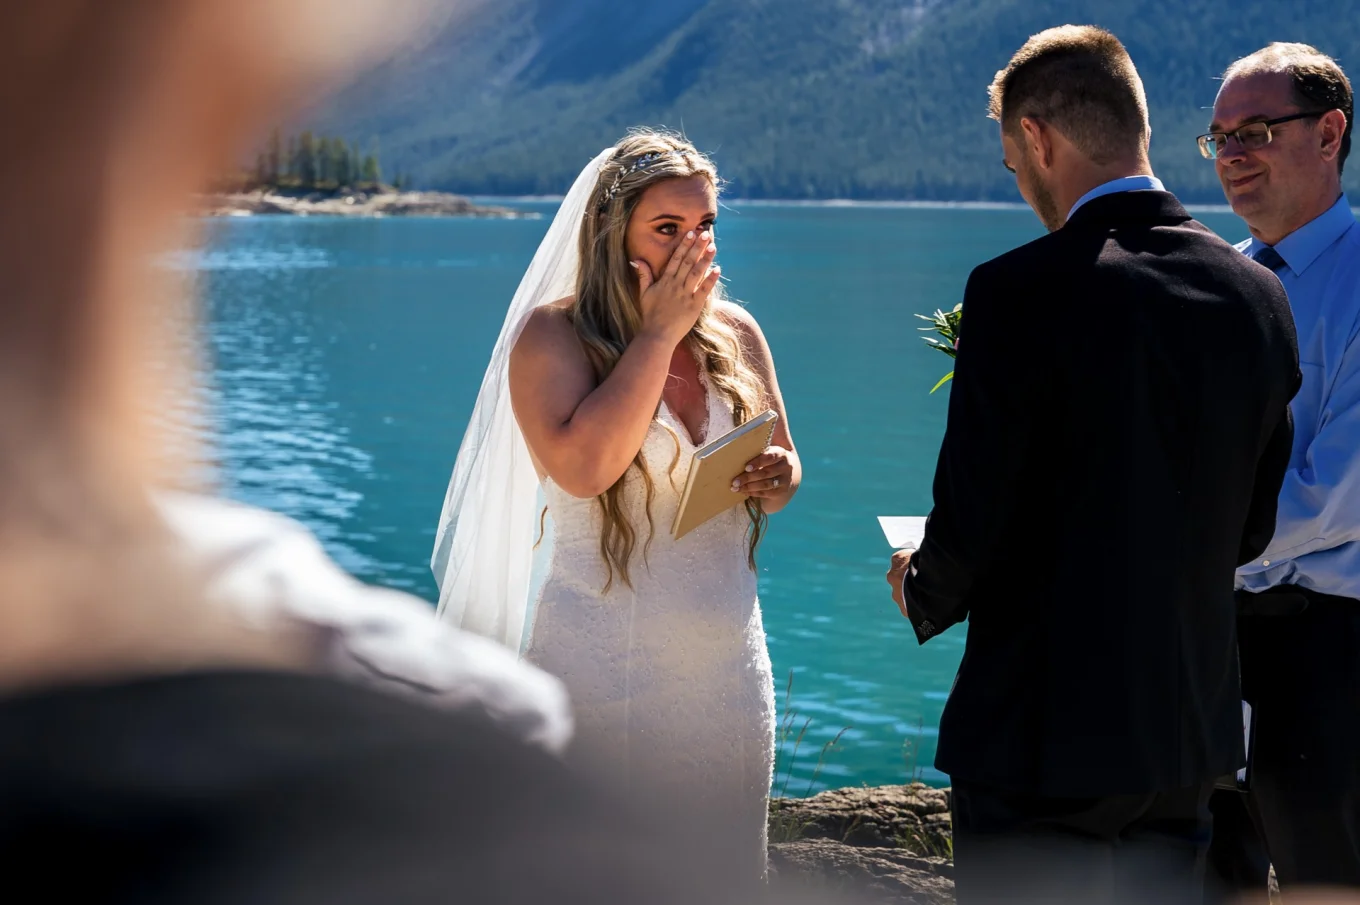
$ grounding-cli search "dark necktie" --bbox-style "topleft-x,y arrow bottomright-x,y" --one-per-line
1251,245 -> 1288,273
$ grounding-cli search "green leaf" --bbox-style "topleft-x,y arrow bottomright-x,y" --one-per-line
921,337 -> 958,360
917,303 -> 961,383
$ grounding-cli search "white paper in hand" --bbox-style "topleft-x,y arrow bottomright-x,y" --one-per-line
878,516 -> 928,551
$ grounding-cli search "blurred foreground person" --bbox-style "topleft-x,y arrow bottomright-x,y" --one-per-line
0,3 -> 773,902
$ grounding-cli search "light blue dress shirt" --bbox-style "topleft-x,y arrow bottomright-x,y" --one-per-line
1236,195 -> 1360,600
1067,174 -> 1166,220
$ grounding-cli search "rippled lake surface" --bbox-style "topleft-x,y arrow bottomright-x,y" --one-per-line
183,201 -> 1249,792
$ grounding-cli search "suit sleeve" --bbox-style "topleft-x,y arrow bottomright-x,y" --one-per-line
902,263 -> 1041,644
1238,400 -> 1295,567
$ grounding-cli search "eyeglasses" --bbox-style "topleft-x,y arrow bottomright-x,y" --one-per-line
1197,111 -> 1330,160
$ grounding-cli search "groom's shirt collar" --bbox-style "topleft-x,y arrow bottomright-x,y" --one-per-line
1067,175 -> 1165,221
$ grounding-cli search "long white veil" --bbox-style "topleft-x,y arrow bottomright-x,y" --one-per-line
431,147 -> 616,652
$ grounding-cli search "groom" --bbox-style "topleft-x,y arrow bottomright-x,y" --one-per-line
886,26 -> 1300,905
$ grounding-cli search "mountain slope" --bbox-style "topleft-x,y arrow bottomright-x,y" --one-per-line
315,0 -> 1360,201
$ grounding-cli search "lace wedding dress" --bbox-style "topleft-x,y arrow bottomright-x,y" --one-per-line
431,148 -> 774,876
523,371 -> 776,875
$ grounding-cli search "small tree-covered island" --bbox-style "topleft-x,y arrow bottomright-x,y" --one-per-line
202,129 -> 530,218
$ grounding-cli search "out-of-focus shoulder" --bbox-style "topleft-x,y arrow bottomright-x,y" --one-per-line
153,491 -> 573,755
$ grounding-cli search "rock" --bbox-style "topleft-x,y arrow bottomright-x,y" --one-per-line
197,190 -> 535,219
770,783 -> 952,855
769,839 -> 954,904
767,785 -> 954,903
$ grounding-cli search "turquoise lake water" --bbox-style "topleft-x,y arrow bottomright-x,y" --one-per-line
187,200 -> 1250,793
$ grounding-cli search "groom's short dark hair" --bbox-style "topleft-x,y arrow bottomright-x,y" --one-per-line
989,25 -> 1150,165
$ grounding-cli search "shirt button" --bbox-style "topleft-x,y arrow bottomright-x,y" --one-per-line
1262,560 -> 1271,567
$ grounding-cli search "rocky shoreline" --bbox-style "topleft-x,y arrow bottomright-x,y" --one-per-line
199,189 -> 536,219
768,787 -> 1282,904
768,784 -> 955,903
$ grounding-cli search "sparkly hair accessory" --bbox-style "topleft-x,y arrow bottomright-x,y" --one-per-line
599,150 -> 682,209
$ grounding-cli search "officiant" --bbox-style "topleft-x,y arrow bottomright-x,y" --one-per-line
1202,42 -> 1360,902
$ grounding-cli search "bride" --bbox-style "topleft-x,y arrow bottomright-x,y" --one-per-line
431,129 -> 800,872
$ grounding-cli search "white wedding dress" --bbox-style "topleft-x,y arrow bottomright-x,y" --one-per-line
431,148 -> 774,875
523,370 -> 776,875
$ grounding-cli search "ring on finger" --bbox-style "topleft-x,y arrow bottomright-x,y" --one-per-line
772,477 -> 780,488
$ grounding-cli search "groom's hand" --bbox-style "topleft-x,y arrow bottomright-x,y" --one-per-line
886,550 -> 913,618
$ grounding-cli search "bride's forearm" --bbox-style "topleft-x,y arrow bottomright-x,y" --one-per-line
552,331 -> 674,497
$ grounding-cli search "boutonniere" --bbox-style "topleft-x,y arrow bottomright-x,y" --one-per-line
916,303 -> 960,394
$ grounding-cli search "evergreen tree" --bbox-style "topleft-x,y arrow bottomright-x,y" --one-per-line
317,137 -> 332,186
266,128 -> 282,184
254,131 -> 383,190
362,153 -> 381,185
323,136 -> 337,186
296,131 -> 318,187
331,138 -> 352,187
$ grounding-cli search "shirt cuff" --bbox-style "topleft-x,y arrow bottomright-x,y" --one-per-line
902,565 -> 941,645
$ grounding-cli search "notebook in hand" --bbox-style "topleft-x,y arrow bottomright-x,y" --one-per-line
671,409 -> 779,540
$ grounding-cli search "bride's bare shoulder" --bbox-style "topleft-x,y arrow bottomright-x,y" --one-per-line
513,298 -> 583,361
713,300 -> 766,345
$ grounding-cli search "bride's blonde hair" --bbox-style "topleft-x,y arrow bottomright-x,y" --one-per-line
572,129 -> 767,591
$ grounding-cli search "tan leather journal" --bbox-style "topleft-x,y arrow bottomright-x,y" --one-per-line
671,410 -> 778,540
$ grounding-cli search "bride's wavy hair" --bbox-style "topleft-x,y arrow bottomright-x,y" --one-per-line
571,128 -> 767,591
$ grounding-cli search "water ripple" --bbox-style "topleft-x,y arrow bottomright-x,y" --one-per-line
179,208 -> 1256,793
